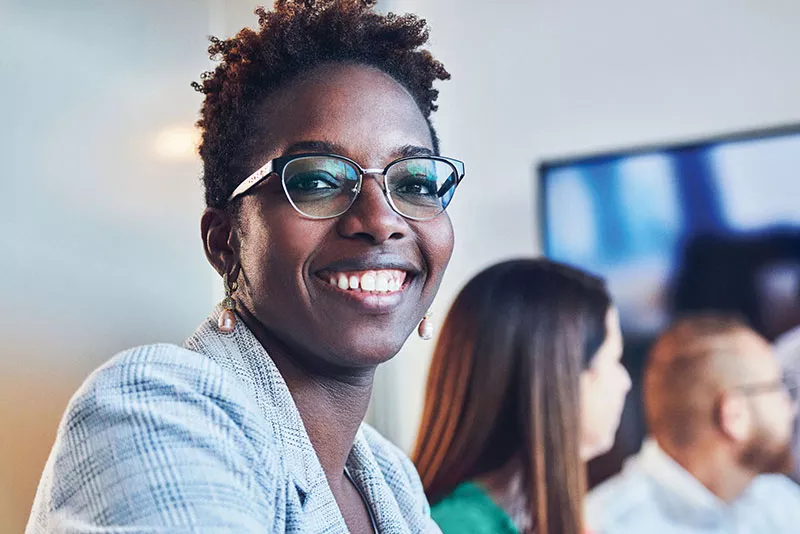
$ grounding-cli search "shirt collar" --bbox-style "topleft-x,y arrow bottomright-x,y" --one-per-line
636,438 -> 728,526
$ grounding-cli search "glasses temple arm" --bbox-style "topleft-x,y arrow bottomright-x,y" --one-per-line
228,160 -> 276,202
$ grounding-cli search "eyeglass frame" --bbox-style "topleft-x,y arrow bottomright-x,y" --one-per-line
733,372 -> 799,403
227,152 -> 466,221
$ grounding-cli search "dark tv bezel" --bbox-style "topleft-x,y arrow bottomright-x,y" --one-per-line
536,122 -> 800,256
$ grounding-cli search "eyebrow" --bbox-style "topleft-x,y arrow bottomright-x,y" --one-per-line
397,144 -> 435,157
283,140 -> 346,154
281,141 -> 435,159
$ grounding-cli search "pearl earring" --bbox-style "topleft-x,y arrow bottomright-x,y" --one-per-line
418,311 -> 434,340
218,273 -> 238,333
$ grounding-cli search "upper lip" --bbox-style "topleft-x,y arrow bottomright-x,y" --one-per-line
315,255 -> 423,276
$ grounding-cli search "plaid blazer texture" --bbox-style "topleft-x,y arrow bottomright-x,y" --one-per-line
27,308 -> 439,533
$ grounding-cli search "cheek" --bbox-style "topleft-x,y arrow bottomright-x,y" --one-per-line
593,367 -> 629,420
771,397 -> 796,439
580,377 -> 611,447
240,205 -> 330,296
419,216 -> 455,276
580,375 -> 601,421
614,365 -> 632,398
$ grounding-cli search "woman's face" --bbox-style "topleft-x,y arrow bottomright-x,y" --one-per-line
230,63 -> 454,369
579,307 -> 631,460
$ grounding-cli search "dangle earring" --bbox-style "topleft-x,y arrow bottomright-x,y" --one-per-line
218,272 -> 239,334
418,310 -> 434,340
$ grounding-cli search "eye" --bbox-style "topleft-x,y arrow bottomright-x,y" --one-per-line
285,171 -> 340,192
393,175 -> 438,196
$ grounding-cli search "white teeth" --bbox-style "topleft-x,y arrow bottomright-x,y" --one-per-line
360,272 -> 376,291
326,270 -> 406,293
375,272 -> 390,292
337,274 -> 350,290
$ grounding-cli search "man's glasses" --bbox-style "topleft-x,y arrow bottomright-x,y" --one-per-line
735,372 -> 799,403
228,153 -> 465,221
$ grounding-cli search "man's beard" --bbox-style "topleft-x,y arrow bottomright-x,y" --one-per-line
739,423 -> 793,475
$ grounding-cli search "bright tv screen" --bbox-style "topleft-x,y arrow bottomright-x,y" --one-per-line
540,126 -> 800,343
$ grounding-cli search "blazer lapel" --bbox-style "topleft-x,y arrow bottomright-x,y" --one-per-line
184,307 -> 350,531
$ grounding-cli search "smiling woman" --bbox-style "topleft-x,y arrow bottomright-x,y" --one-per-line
26,1 -> 462,533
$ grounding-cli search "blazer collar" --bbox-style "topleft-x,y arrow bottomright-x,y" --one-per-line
184,307 -> 411,532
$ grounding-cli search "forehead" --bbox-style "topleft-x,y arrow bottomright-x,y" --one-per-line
606,306 -> 620,335
590,306 -> 621,366
733,331 -> 780,381
255,63 -> 433,167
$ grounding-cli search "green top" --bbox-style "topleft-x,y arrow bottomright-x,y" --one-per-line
431,481 -> 520,534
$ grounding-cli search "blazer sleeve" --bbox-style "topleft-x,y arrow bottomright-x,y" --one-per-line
27,344 -> 282,533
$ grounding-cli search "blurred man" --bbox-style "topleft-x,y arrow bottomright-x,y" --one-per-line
774,324 -> 800,483
586,314 -> 800,533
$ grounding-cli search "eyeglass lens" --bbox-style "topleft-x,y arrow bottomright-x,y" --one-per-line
281,156 -> 458,220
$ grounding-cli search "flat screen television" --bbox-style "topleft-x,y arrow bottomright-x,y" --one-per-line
540,124 -> 800,344
539,124 -> 800,484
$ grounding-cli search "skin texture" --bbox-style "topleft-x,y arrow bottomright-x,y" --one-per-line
201,62 -> 455,533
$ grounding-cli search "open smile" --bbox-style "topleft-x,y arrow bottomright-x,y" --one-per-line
314,259 -> 421,312
319,269 -> 409,294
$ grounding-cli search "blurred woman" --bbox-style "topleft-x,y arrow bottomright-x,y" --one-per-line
413,259 -> 631,534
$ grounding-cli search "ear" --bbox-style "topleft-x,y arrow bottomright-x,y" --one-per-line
581,365 -> 598,387
201,207 -> 240,278
717,391 -> 752,443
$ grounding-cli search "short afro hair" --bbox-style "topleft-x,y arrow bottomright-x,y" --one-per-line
192,0 -> 451,209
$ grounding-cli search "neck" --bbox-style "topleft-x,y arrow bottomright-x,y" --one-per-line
476,454 -> 530,531
239,310 -> 375,489
661,438 -> 755,503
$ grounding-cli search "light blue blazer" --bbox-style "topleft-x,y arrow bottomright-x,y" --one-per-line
28,308 -> 439,533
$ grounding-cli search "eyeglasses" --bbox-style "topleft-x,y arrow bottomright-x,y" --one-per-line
735,372 -> 799,403
228,153 -> 465,221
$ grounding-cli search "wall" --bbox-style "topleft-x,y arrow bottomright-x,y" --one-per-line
1,1 -> 226,531
371,0 -> 800,452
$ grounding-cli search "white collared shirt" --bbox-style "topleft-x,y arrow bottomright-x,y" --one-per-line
586,438 -> 800,534
775,325 -> 800,482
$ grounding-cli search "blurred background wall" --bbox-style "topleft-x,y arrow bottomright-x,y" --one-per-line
2,0 -> 800,531
372,0 -> 800,453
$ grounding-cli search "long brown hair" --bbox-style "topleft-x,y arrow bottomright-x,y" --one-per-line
412,259 -> 611,534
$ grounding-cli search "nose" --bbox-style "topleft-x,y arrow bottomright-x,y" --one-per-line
336,174 -> 408,244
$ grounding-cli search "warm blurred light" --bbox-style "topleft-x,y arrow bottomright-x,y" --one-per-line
154,125 -> 200,161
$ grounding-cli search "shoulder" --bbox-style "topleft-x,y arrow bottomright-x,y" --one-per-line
585,466 -> 659,532
90,342 -> 249,394
69,343 -> 269,441
746,474 -> 800,515
83,342 -> 232,390
29,343 -> 280,531
432,483 -> 518,534
358,424 -> 441,532
734,475 -> 800,532
360,423 -> 422,490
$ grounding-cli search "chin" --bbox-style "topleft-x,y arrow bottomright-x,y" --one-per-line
581,436 -> 615,462
739,434 -> 794,474
768,445 -> 795,475
596,437 -> 616,457
329,332 -> 409,368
